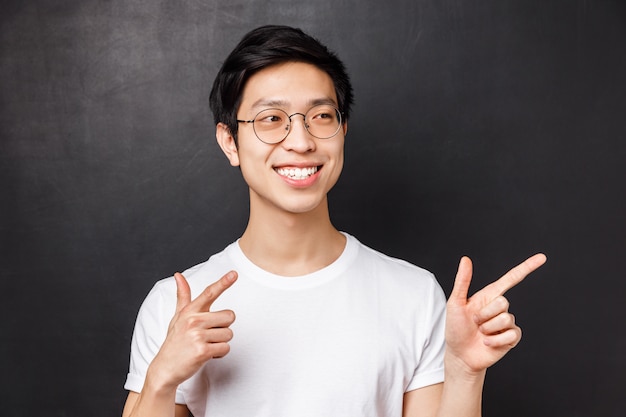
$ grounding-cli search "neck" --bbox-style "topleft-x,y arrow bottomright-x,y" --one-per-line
239,196 -> 345,277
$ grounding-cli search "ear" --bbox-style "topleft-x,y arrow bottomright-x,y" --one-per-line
342,120 -> 348,136
216,123 -> 240,167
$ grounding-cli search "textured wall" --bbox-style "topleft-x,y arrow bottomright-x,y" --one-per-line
1,1 -> 625,415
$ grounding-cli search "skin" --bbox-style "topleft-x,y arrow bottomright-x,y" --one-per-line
403,253 -> 547,417
122,61 -> 546,417
218,62 -> 348,277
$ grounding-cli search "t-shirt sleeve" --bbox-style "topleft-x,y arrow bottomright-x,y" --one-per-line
123,280 -> 187,404
405,275 -> 446,392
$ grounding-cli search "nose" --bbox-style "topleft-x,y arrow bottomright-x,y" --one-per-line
281,113 -> 315,152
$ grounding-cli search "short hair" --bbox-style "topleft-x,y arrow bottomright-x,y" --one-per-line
209,25 -> 354,143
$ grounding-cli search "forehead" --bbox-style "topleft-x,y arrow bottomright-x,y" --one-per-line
239,62 -> 338,113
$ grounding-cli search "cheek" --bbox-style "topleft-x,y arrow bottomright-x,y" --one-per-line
236,136 -> 269,166
238,154 -> 260,180
237,146 -> 272,182
326,143 -> 345,182
336,149 -> 344,175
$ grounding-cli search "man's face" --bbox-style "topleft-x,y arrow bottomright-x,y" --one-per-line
218,61 -> 346,217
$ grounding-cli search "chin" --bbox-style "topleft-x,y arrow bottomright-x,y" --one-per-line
278,195 -> 329,215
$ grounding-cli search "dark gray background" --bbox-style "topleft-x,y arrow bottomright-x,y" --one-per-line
1,1 -> 625,416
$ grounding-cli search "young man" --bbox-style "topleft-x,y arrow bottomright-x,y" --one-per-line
122,25 -> 546,417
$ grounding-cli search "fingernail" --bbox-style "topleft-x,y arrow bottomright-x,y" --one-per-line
225,271 -> 237,282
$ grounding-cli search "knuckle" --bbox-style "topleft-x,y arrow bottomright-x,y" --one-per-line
194,342 -> 212,359
225,309 -> 236,323
190,328 -> 205,344
186,314 -> 201,327
510,329 -> 522,347
495,295 -> 509,310
224,328 -> 234,341
202,286 -> 218,302
509,313 -> 516,326
218,343 -> 231,357
211,343 -> 231,359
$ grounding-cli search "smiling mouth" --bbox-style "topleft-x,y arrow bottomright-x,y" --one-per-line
275,166 -> 320,180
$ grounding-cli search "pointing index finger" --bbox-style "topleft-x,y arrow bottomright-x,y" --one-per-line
189,270 -> 238,312
487,253 -> 547,296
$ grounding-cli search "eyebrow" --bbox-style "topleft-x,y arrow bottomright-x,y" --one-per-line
250,97 -> 338,110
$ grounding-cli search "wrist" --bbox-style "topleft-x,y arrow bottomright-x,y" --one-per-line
143,364 -> 180,397
444,352 -> 487,384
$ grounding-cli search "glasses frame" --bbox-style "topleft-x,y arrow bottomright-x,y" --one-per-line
236,104 -> 344,144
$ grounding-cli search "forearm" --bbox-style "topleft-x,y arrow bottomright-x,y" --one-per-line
122,369 -> 180,417
435,355 -> 486,417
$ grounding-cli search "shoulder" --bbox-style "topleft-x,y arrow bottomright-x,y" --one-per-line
344,234 -> 447,340
140,242 -> 239,313
348,234 -> 437,285
342,233 -> 445,306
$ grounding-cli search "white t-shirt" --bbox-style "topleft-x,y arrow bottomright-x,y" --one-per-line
125,233 -> 446,417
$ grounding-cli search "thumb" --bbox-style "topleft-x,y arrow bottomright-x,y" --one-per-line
174,272 -> 192,313
449,256 -> 473,304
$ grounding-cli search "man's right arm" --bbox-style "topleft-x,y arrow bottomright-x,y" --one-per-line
122,271 -> 238,417
122,391 -> 190,417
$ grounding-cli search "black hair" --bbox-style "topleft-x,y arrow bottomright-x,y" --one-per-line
209,25 -> 353,143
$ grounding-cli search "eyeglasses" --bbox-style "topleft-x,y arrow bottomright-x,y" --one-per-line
236,104 -> 343,144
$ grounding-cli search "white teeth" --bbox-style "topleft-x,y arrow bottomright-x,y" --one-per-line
276,166 -> 318,180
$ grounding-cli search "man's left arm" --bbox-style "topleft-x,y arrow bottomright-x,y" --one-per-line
403,254 -> 547,417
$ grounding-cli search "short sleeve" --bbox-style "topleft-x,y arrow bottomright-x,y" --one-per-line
123,279 -> 187,403
406,276 -> 446,391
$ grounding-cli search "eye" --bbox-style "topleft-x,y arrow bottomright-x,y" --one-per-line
260,115 -> 282,123
256,114 -> 283,123
309,106 -> 338,124
255,109 -> 286,128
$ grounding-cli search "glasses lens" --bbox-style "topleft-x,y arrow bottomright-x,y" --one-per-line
305,105 -> 342,139
252,108 -> 289,144
251,105 -> 342,143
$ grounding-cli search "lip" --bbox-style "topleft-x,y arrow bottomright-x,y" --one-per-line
273,161 -> 323,168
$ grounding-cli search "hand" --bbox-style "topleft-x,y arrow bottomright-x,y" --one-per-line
147,271 -> 238,389
444,254 -> 546,374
